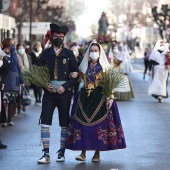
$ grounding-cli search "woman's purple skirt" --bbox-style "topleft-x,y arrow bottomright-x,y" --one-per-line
66,92 -> 126,151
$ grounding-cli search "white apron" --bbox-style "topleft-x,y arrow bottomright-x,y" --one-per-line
148,65 -> 168,96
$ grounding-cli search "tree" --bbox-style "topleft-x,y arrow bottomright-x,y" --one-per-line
9,0 -> 50,42
9,0 -> 30,42
151,4 -> 170,41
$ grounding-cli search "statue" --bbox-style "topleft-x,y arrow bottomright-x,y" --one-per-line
98,12 -> 109,36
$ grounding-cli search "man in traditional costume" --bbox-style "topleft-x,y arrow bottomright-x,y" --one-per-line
148,40 -> 169,103
66,42 -> 126,162
37,23 -> 78,163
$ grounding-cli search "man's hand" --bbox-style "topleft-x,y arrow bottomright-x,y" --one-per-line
57,86 -> 65,94
70,72 -> 78,78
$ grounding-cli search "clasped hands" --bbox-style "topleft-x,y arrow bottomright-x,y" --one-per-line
46,72 -> 78,94
46,84 -> 65,94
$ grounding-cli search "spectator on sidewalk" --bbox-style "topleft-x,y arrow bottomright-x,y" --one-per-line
16,43 -> 31,113
29,41 -> 43,105
70,46 -> 83,99
1,38 -> 24,127
0,43 -> 8,148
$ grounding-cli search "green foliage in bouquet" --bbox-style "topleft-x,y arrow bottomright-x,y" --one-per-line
99,68 -> 125,98
23,65 -> 56,93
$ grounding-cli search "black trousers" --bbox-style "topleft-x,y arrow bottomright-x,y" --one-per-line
32,85 -> 42,102
39,90 -> 72,127
144,59 -> 149,75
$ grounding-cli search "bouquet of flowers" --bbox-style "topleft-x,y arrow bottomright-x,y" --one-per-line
97,34 -> 112,43
99,68 -> 125,99
23,65 -> 56,93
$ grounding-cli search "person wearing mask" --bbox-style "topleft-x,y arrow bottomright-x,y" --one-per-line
113,43 -> 134,101
112,45 -> 122,69
29,41 -> 43,105
143,43 -> 152,79
148,40 -> 169,103
0,45 -> 8,148
66,42 -> 126,162
70,46 -> 82,99
1,38 -> 24,127
37,23 -> 78,163
16,43 -> 31,113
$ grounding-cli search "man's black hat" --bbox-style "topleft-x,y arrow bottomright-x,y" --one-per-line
50,23 -> 69,35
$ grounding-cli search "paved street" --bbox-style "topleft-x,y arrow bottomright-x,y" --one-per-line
0,60 -> 170,170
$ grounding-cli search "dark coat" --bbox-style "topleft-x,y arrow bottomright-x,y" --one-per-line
29,51 -> 40,65
3,52 -> 24,92
39,47 -> 78,90
0,58 -> 9,123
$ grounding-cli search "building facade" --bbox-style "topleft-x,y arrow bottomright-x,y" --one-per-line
0,13 -> 16,42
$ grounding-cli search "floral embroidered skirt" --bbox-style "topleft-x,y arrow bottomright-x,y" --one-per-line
66,87 -> 126,151
3,91 -> 20,104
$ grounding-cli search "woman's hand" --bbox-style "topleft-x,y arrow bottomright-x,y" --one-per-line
107,99 -> 113,109
70,72 -> 78,78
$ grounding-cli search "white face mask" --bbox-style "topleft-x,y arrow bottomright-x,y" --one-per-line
18,49 -> 25,55
0,60 -> 3,67
158,46 -> 164,51
89,52 -> 100,60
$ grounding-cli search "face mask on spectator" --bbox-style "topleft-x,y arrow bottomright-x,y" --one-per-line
10,45 -> 15,52
18,49 -> 25,55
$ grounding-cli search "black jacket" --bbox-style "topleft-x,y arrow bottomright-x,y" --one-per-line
39,47 -> 78,90
0,57 -> 8,123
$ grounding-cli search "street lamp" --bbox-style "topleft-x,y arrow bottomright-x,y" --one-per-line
29,0 -> 32,42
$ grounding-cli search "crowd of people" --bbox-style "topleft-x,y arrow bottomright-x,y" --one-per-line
0,22 -> 170,165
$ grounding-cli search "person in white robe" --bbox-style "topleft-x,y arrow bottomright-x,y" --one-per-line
148,40 -> 169,103
113,43 -> 135,100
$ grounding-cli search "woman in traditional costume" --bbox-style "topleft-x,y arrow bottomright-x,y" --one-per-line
148,40 -> 169,103
113,44 -> 134,100
66,42 -> 126,162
